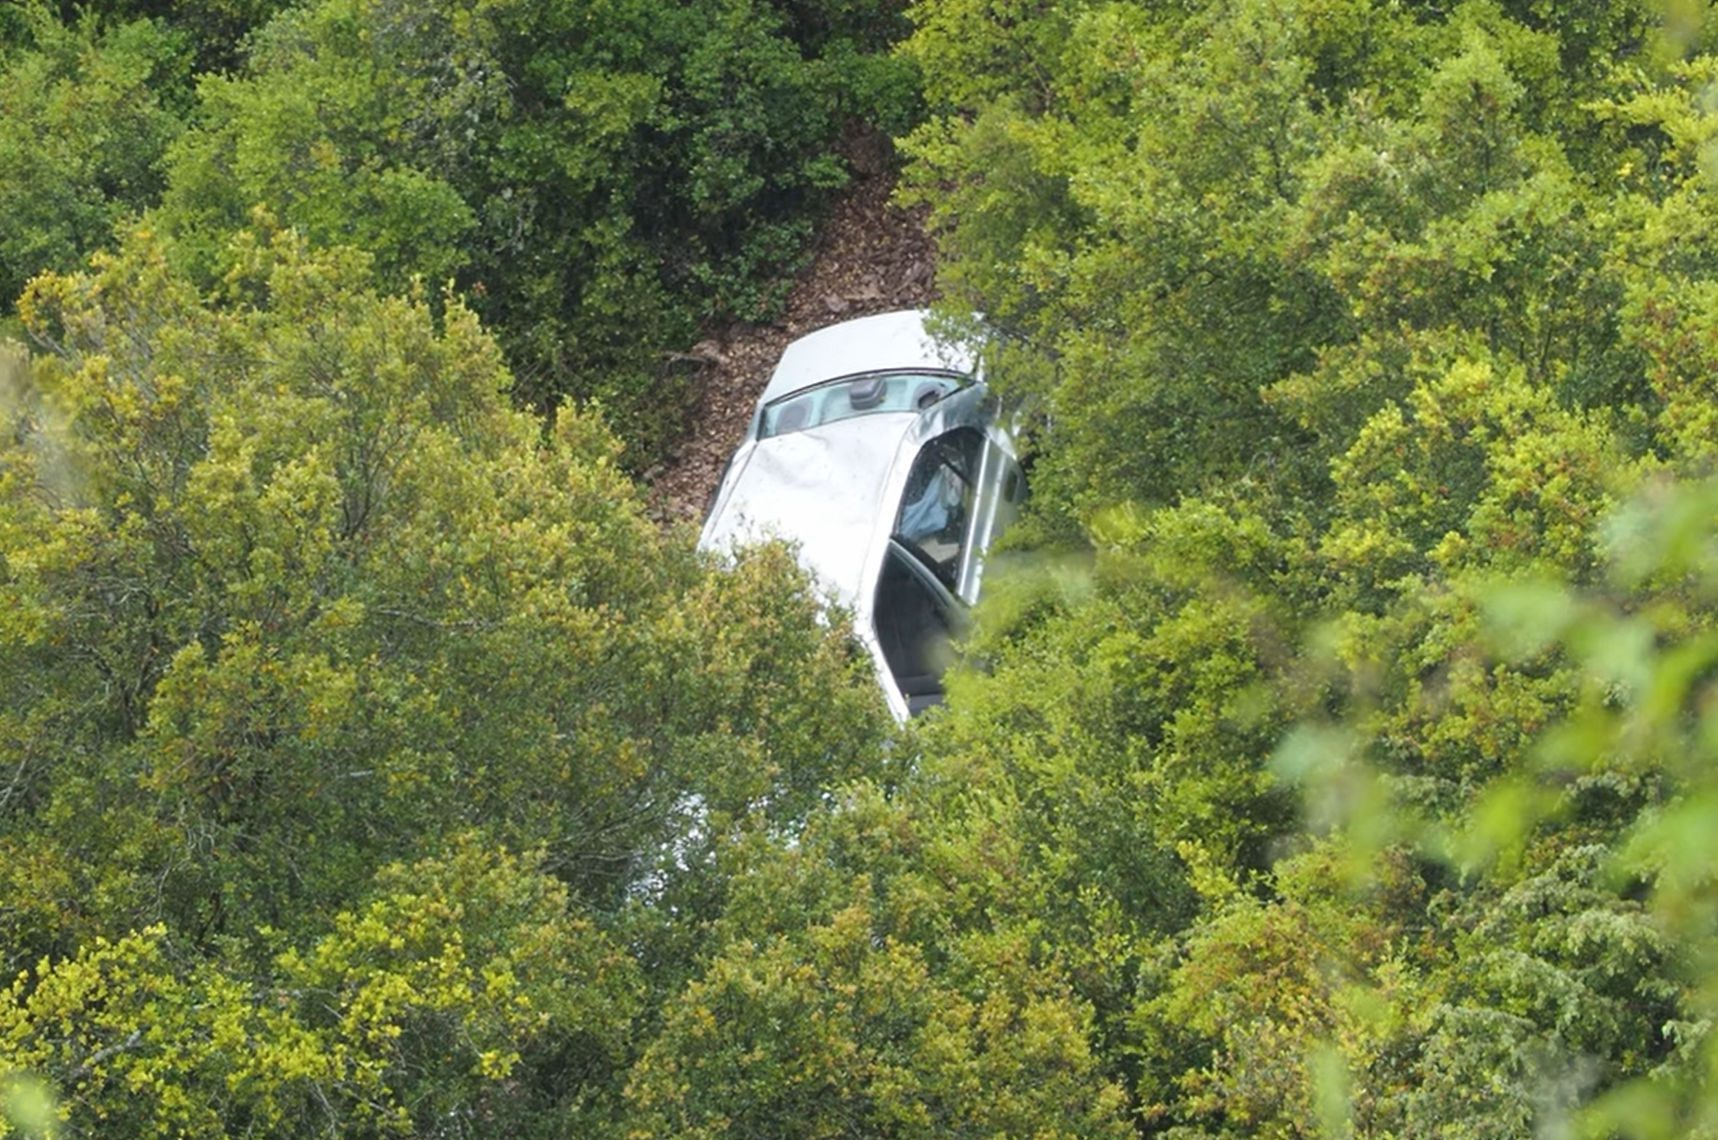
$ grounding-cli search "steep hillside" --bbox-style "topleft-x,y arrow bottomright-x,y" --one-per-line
648,136 -> 938,525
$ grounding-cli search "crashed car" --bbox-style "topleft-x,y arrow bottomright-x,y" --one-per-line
698,309 -> 1026,720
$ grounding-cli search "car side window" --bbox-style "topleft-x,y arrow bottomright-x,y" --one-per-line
894,427 -> 982,590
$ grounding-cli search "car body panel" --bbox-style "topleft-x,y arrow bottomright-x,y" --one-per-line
700,411 -> 919,609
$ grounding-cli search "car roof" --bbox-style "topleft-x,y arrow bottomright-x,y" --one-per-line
758,309 -> 978,407
700,411 -> 920,608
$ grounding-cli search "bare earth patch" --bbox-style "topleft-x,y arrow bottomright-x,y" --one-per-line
645,158 -> 937,527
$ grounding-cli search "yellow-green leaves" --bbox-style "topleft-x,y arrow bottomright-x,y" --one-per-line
0,847 -> 641,1137
628,890 -> 1128,1139
0,1073 -> 56,1140
0,14 -> 187,308
1,210 -> 899,1134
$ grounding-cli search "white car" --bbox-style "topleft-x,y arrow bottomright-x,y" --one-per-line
699,310 -> 1026,720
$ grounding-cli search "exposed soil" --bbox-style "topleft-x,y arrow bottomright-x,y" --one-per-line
645,147 -> 938,526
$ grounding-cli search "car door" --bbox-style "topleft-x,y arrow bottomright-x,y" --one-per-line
871,538 -> 966,716
892,426 -> 981,591
892,424 -> 1028,605
954,435 -> 1026,604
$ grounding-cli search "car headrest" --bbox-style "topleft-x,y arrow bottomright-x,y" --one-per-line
774,400 -> 810,433
848,376 -> 887,410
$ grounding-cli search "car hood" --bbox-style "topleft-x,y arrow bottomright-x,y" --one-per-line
700,413 -> 919,609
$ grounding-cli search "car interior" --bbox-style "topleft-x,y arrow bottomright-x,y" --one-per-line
872,544 -> 959,715
758,371 -> 966,438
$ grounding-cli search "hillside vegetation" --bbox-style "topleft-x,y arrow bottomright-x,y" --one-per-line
3,0 -> 1718,1136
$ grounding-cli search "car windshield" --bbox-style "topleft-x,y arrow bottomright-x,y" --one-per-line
759,371 -> 965,439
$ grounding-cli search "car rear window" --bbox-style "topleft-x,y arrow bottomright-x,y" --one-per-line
759,371 -> 965,438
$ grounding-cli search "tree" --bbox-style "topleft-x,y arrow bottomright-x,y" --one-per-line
0,219 -> 890,1132
0,11 -> 187,309
1,844 -> 642,1138
627,812 -> 1134,1138
880,0 -> 1718,1130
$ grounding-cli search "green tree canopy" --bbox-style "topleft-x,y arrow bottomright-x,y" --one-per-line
8,0 -> 1718,1135
0,221 -> 890,1133
0,10 -> 188,311
862,0 -> 1718,1132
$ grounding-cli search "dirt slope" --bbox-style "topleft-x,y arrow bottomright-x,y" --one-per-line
646,158 -> 937,526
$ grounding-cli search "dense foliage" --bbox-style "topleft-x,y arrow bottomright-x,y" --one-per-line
5,0 -> 1718,1136
0,222 -> 893,1135
0,10 -> 188,313
882,0 -> 1718,1133
1,0 -> 916,462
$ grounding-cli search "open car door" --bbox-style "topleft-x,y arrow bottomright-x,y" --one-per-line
871,538 -> 968,716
